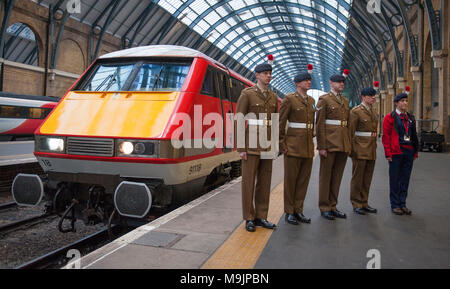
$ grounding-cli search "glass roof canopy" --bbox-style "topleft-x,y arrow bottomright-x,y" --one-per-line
157,0 -> 353,94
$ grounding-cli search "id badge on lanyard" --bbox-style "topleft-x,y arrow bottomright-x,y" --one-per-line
403,117 -> 411,141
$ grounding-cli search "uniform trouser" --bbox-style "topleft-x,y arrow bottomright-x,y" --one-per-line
284,155 -> 313,214
241,154 -> 273,221
350,158 -> 376,208
318,151 -> 348,212
388,148 -> 414,209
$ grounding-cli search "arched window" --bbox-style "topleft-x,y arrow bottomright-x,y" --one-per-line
4,22 -> 39,66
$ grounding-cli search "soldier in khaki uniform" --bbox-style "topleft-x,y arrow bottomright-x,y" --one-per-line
279,71 -> 315,225
316,74 -> 351,220
349,87 -> 379,215
236,63 -> 279,232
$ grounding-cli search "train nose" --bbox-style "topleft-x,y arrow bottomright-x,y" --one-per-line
114,181 -> 152,219
12,174 -> 44,206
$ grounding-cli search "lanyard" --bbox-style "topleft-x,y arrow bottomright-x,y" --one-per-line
397,112 -> 409,135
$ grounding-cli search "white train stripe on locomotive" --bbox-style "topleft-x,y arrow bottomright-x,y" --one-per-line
1,97 -> 50,107
37,151 -> 240,186
0,118 -> 27,133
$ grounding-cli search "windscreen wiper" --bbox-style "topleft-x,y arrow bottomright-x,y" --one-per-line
95,69 -> 118,91
152,66 -> 165,90
95,74 -> 112,91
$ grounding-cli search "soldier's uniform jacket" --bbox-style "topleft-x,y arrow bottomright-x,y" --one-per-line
236,85 -> 279,155
315,91 -> 351,153
349,104 -> 377,160
279,92 -> 315,158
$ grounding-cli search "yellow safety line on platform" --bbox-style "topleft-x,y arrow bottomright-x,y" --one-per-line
201,182 -> 284,269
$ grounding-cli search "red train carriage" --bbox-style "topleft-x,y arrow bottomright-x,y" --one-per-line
0,92 -> 58,140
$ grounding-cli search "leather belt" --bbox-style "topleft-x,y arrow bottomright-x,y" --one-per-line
325,119 -> 347,127
288,122 -> 313,129
355,131 -> 377,137
248,119 -> 272,126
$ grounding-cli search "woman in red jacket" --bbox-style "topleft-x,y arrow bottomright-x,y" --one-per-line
382,93 -> 418,215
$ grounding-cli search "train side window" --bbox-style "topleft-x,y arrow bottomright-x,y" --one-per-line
212,71 -> 220,99
201,69 -> 213,95
42,108 -> 52,119
0,105 -> 51,119
216,72 -> 228,100
231,78 -> 245,103
0,105 -> 26,118
29,108 -> 42,119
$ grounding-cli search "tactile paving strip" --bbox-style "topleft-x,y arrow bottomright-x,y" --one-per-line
201,182 -> 284,269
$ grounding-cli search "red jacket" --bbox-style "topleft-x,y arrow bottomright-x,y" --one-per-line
382,112 -> 418,159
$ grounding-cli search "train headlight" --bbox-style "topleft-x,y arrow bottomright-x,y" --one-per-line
134,143 -> 146,155
117,140 -> 158,157
48,138 -> 64,152
119,141 -> 134,155
36,136 -> 66,153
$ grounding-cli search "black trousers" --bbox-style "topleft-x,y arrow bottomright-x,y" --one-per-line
388,148 -> 414,209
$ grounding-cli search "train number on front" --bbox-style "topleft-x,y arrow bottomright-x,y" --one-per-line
189,164 -> 201,175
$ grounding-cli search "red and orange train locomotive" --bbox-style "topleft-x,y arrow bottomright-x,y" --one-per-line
12,45 -> 276,231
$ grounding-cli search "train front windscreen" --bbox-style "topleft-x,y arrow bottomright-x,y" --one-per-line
75,59 -> 192,92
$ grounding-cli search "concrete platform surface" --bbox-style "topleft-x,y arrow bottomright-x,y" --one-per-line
75,143 -> 450,269
0,141 -> 36,166
255,146 -> 450,269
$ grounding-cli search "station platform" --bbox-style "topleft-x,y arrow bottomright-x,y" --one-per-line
76,143 -> 450,269
0,141 -> 36,166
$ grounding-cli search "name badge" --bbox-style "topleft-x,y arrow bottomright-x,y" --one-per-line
404,135 -> 411,141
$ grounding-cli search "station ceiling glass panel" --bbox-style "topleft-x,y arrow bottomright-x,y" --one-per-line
32,0 -> 418,99
156,0 -> 353,93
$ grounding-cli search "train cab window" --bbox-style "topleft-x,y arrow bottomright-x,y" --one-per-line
201,69 -> 213,95
76,59 -> 192,92
83,64 -> 134,91
130,63 -> 190,91
81,63 -> 135,91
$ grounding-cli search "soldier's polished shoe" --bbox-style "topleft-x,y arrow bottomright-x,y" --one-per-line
353,208 -> 366,215
254,218 -> 277,229
285,214 -> 299,225
391,208 -> 404,215
401,207 -> 412,215
245,220 -> 256,232
294,212 -> 311,224
331,209 -> 347,219
321,211 -> 335,220
363,206 -> 378,214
